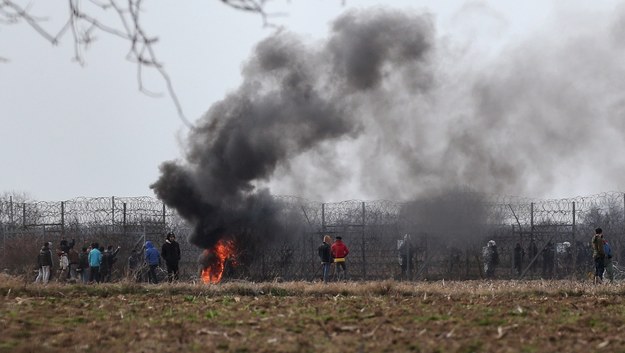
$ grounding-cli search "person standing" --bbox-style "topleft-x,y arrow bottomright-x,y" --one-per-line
100,245 -> 120,282
161,232 -> 181,282
592,228 -> 606,284
331,236 -> 350,281
67,246 -> 80,282
542,242 -> 555,279
57,251 -> 69,283
77,246 -> 90,283
483,240 -> 499,279
604,237 -> 614,284
513,243 -> 525,276
88,242 -> 102,283
399,234 -> 414,279
35,242 -> 53,284
317,235 -> 333,283
145,241 -> 161,284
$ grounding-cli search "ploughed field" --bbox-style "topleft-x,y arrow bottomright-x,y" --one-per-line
1,275 -> 625,353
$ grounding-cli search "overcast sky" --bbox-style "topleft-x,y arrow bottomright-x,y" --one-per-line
1,0 -> 624,202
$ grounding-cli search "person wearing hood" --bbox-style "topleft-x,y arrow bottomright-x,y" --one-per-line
161,232 -> 181,282
35,242 -> 53,284
145,241 -> 161,284
88,242 -> 102,283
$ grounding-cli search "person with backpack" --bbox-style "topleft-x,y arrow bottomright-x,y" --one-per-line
592,228 -> 606,284
317,235 -> 333,283
35,242 -> 53,284
161,232 -> 181,282
331,236 -> 350,281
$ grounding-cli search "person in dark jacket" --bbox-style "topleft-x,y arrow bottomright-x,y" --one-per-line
101,245 -> 121,282
99,246 -> 111,282
35,242 -> 53,284
77,246 -> 90,283
145,241 -> 161,284
317,235 -> 333,283
161,232 -> 181,282
513,243 -> 525,276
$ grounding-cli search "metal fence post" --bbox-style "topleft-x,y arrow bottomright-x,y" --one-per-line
123,202 -> 127,236
322,203 -> 326,234
361,201 -> 366,280
61,201 -> 65,236
530,202 -> 534,240
572,201 -> 576,241
9,196 -> 13,225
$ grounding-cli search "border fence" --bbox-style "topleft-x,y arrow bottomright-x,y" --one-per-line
2,192 -> 625,282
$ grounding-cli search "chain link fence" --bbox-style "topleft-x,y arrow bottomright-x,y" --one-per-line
2,192 -> 625,281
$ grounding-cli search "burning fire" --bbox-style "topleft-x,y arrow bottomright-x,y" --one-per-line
201,239 -> 237,284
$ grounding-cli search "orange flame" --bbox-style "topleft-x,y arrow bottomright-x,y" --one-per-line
201,239 -> 237,284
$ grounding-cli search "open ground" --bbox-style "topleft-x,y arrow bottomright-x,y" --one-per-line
1,275 -> 625,353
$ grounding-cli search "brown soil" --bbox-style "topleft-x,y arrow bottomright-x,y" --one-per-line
1,277 -> 624,353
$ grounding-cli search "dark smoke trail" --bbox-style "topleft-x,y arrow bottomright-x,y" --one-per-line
151,8 -> 434,249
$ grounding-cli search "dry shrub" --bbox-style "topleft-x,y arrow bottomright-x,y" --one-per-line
1,273 -> 623,299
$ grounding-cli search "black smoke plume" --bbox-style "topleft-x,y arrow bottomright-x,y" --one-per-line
151,8 -> 434,249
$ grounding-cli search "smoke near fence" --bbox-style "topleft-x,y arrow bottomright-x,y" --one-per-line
400,187 -> 490,248
151,8 -> 434,250
153,5 -> 625,254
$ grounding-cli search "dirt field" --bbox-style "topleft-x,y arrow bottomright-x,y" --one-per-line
1,275 -> 625,353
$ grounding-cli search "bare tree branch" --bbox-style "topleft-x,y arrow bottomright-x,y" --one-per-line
1,0 -> 272,128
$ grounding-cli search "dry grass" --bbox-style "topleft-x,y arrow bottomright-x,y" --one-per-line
1,274 -> 625,352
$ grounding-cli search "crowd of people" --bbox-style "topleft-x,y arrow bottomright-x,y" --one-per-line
34,229 -> 618,284
34,231 -> 181,285
483,227 -> 617,283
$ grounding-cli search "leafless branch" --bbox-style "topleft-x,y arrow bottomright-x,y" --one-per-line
1,0 -> 272,128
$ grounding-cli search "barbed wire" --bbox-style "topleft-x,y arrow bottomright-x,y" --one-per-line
1,191 -> 623,231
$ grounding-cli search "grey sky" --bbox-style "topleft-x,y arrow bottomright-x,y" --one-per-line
1,0 -> 623,202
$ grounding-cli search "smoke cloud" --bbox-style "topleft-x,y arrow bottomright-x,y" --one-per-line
152,5 -> 625,250
151,8 -> 433,249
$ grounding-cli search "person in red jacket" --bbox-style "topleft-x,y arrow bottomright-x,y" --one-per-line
331,236 -> 349,280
